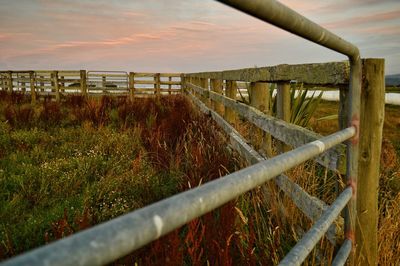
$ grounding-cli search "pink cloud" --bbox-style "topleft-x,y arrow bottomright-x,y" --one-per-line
324,10 -> 400,28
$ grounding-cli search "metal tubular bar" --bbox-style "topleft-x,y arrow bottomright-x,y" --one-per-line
279,187 -> 353,266
3,128 -> 354,266
216,0 -> 362,259
332,239 -> 352,266
216,0 -> 359,59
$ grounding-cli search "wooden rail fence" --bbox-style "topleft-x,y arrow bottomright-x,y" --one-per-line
0,70 -> 183,102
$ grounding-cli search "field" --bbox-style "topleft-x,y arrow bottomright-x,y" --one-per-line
0,92 -> 399,265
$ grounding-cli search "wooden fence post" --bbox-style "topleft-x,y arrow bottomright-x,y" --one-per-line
40,75 -> 44,92
356,58 -> 385,266
80,70 -> 87,97
250,82 -> 272,156
0,73 -> 3,91
168,76 -> 172,95
129,72 -> 135,101
200,78 -> 210,107
277,82 -> 291,152
29,71 -> 36,104
180,74 -> 186,94
7,71 -> 13,91
21,74 -> 26,93
225,80 -> 238,127
60,76 -> 65,92
53,71 -> 60,102
154,73 -> 161,96
211,79 -> 224,116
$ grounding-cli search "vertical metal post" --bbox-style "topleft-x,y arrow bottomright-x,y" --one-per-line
345,55 -> 361,264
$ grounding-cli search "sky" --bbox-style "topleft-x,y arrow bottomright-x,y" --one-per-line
0,0 -> 399,74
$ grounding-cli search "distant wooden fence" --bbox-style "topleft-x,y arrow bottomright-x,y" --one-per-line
0,70 -> 183,102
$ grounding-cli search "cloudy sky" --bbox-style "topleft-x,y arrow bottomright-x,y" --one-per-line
1,0 -> 399,74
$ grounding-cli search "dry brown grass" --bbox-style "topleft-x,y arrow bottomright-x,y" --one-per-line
310,100 -> 400,265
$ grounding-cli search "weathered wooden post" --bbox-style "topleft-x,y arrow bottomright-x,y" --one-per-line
29,71 -> 36,104
20,74 -> 26,93
0,72 -> 3,91
355,58 -> 385,266
40,75 -> 44,92
168,76 -> 172,95
129,72 -> 135,101
250,82 -> 272,156
225,80 -> 238,127
154,73 -> 161,96
60,76 -> 65,93
7,71 -> 13,91
102,75 -> 109,94
211,79 -> 224,116
200,78 -> 210,106
180,74 -> 186,94
53,71 -> 60,102
80,70 -> 87,97
277,82 -> 291,152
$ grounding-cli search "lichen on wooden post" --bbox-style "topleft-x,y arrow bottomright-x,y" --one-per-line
80,70 -> 87,97
356,58 -> 385,266
250,82 -> 272,156
211,79 -> 224,116
277,82 -> 291,152
225,80 -> 238,127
